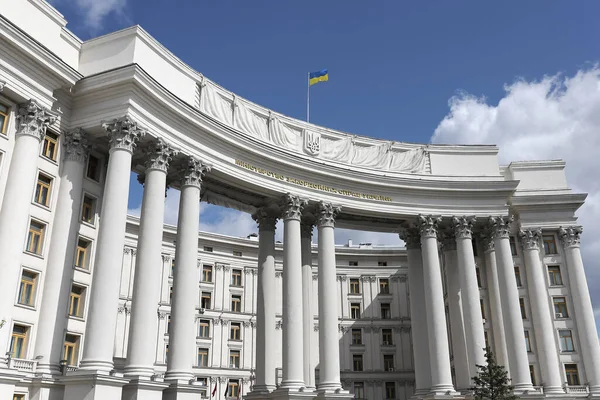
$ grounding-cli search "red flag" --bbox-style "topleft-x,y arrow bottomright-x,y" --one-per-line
237,384 -> 241,400
211,382 -> 217,397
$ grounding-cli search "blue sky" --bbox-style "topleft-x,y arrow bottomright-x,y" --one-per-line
52,1 -> 600,330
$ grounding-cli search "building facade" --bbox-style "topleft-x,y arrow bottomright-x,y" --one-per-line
0,1 -> 599,400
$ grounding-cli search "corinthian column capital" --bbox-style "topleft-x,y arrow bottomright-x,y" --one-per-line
417,214 -> 442,239
452,216 -> 476,240
481,232 -> 495,252
301,218 -> 315,239
558,226 -> 582,248
252,205 -> 278,232
316,201 -> 341,227
146,138 -> 178,172
16,100 -> 57,141
63,128 -> 91,164
102,116 -> 146,152
488,215 -> 514,239
399,226 -> 421,249
518,228 -> 542,251
281,193 -> 308,221
180,156 -> 210,188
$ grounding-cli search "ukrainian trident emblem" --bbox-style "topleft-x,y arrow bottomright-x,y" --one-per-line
303,130 -> 321,156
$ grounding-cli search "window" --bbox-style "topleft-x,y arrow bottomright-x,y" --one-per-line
199,319 -> 210,338
197,348 -> 209,367
63,334 -> 80,366
201,292 -> 212,309
509,236 -> 518,256
231,269 -> 242,286
519,298 -> 527,319
548,265 -> 563,286
230,322 -> 241,340
350,303 -> 361,319
349,261 -> 358,266
81,195 -> 96,224
10,324 -> 29,358
197,377 -> 208,387
476,268 -> 482,288
228,380 -> 239,398
75,238 -> 91,270
530,365 -> 536,386
349,279 -> 360,294
565,364 -> 580,386
382,328 -> 393,345
167,315 -> 171,333
353,382 -> 364,399
202,265 -> 213,282
352,354 -> 363,371
378,261 -> 388,266
169,286 -> 173,304
42,132 -> 58,161
0,103 -> 8,134
379,278 -> 390,294
229,350 -> 240,368
514,267 -> 522,287
553,297 -> 568,318
233,250 -> 242,257
203,246 -> 213,252
165,344 -> 168,363
69,285 -> 85,318
559,330 -> 575,352
480,299 -> 486,319
385,382 -> 396,400
26,220 -> 45,255
383,354 -> 395,371
86,155 -> 101,181
231,295 -> 242,312
18,270 -> 38,306
13,395 -> 25,400
380,303 -> 391,319
543,235 -> 558,255
34,173 -> 52,207
524,330 -> 532,352
351,329 -> 362,345
170,259 -> 175,277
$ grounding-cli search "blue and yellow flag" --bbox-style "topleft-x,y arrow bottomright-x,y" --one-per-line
309,69 -> 328,86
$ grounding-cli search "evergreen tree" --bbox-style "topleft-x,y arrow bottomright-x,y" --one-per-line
471,348 -> 518,400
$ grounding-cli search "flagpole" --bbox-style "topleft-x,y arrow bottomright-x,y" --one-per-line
307,72 -> 310,123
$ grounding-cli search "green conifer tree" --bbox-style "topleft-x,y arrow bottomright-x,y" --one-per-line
471,348 -> 518,400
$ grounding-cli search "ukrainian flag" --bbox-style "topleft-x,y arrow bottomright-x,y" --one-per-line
309,69 -> 329,86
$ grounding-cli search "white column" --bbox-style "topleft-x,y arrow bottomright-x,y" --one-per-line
316,201 -> 345,393
417,215 -> 456,395
482,234 -> 510,372
33,129 -> 89,374
453,216 -> 486,382
559,227 -> 600,393
488,216 -> 533,393
442,234 -> 470,391
125,140 -> 176,377
165,157 -> 208,382
80,117 -> 145,372
280,194 -> 306,390
0,101 -> 56,357
301,220 -> 315,390
519,229 -> 563,393
399,227 -> 431,396
250,205 -> 278,394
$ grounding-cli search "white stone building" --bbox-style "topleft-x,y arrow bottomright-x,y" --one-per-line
0,1 -> 599,400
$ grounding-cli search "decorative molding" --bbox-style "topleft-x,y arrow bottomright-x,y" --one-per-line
398,275 -> 408,283
161,254 -> 172,263
452,216 -> 476,240
558,226 -> 582,248
519,228 -> 542,251
215,264 -> 223,271
314,324 -> 319,332
336,275 -> 347,282
399,226 -> 420,250
252,205 -> 278,231
441,230 -> 456,251
0,81 -> 4,92
243,321 -> 251,328
180,156 -> 210,188
275,271 -> 283,278
481,232 -> 495,252
316,201 -> 341,227
281,193 -> 307,221
312,274 -> 318,281
488,215 -> 514,240
417,214 -> 442,239
103,116 -> 145,152
15,100 -> 57,141
157,311 -> 168,320
63,128 -> 90,164
275,320 -> 283,330
146,138 -> 178,171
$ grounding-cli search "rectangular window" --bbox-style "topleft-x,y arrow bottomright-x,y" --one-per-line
378,261 -> 388,266
379,278 -> 390,294
165,344 -> 168,363
203,246 -> 213,252
229,350 -> 240,368
352,354 -> 363,371
543,235 -> 558,255
353,382 -> 364,399
69,285 -> 85,318
231,295 -> 242,312
202,265 -> 213,282
230,322 -> 241,340
170,258 -> 175,277
231,269 -> 242,286
524,330 -> 532,352
63,334 -> 80,366
169,286 -> 173,304
81,195 -> 96,224
565,364 -> 580,386
42,132 -> 58,161
199,319 -> 210,338
233,250 -> 242,257
349,261 -> 358,266
385,382 -> 396,400
0,103 -> 8,134
18,270 -> 38,307
228,379 -> 239,398
480,298 -> 486,319
75,238 -> 91,270
167,315 -> 171,333
553,297 -> 568,318
197,348 -> 209,367
349,278 -> 360,294
201,292 -> 212,309
10,324 -> 29,358
530,365 -> 536,386
13,395 -> 25,400
380,303 -> 391,319
383,354 -> 395,371
26,220 -> 45,255
476,267 -> 482,288
559,329 -> 575,352
351,328 -> 362,345
350,303 -> 361,319
509,236 -> 518,256
86,155 -> 101,181
519,298 -> 527,319
514,266 -> 522,287
548,265 -> 563,286
34,173 -> 52,207
382,328 -> 393,345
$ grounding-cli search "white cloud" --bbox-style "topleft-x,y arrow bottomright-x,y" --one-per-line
432,67 -> 600,332
51,0 -> 127,31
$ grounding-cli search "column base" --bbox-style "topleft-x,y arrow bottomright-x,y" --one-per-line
271,387 -> 318,400
314,388 -> 353,400
60,370 -> 128,400
161,382 -> 205,400
122,378 -> 169,400
245,387 -> 277,400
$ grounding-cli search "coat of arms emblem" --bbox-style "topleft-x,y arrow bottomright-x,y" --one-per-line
304,130 -> 321,156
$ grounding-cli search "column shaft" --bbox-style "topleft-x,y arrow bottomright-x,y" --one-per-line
301,222 -> 315,389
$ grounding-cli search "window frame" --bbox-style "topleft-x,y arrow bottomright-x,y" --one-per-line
26,219 -> 46,255
198,319 -> 210,338
380,302 -> 391,319
350,303 -> 361,319
519,297 -> 527,319
201,291 -> 212,309
349,278 -> 361,294
231,269 -> 242,286
548,265 -> 563,286
383,354 -> 395,371
0,102 -> 9,134
543,235 -> 558,255
231,294 -> 242,312
228,380 -> 240,398
559,329 -> 575,352
553,297 -> 569,318
34,172 -> 53,207
69,285 -> 86,318
17,269 -> 38,307
565,363 -> 580,386
75,237 -> 92,270
514,266 -> 522,287
351,328 -> 362,345
81,194 -> 97,225
382,328 -> 393,346
63,333 -> 80,366
202,265 -> 213,283
10,323 -> 30,359
230,322 -> 241,341
42,132 -> 59,161
86,154 -> 102,182
379,278 -> 390,294
524,330 -> 532,353
197,347 -> 209,367
229,349 -> 240,368
353,382 -> 365,399
385,382 -> 396,400
509,236 -> 518,256
352,354 -> 363,371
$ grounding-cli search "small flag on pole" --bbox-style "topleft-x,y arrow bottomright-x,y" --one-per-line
309,69 -> 329,86
211,381 -> 217,397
